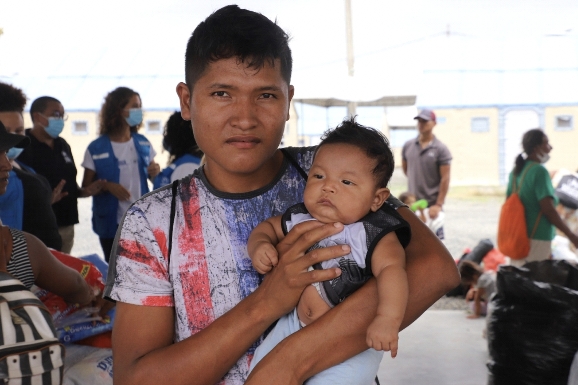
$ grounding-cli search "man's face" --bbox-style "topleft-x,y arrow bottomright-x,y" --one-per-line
177,57 -> 294,190
34,100 -> 65,128
416,118 -> 435,135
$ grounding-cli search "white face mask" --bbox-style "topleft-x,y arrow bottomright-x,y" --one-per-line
537,152 -> 550,164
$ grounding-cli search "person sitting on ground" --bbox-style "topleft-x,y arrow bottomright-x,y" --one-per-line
153,111 -> 203,189
248,119 -> 409,384
0,82 -> 63,250
459,260 -> 496,319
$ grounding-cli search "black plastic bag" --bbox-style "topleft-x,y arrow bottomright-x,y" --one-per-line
487,260 -> 578,385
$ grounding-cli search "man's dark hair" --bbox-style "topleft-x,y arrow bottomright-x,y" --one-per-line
30,96 -> 61,122
0,82 -> 27,113
317,117 -> 395,188
185,5 -> 292,90
163,111 -> 203,165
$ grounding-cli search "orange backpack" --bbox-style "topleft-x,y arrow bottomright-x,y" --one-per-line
497,164 -> 542,260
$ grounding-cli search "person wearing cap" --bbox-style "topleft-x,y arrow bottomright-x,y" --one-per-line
0,82 -> 65,249
18,96 -> 104,254
402,108 -> 452,239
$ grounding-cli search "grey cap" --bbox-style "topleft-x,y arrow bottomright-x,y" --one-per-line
414,109 -> 436,122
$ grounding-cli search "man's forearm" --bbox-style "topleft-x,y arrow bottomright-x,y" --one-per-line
113,289 -> 279,385
436,177 -> 450,206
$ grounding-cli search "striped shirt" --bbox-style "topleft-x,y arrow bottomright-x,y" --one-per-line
6,228 -> 34,289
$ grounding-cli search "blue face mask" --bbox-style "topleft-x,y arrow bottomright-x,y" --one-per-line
44,117 -> 65,138
125,108 -> 143,127
6,147 -> 23,160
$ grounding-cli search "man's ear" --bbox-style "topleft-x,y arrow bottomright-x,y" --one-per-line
176,82 -> 192,121
286,85 -> 294,121
370,187 -> 390,212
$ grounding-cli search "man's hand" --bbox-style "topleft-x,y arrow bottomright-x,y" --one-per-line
429,204 -> 442,219
256,220 -> 346,318
51,179 -> 68,204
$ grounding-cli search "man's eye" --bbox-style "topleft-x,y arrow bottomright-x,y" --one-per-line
261,93 -> 276,99
212,91 -> 228,97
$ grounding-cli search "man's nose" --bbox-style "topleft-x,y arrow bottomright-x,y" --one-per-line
231,97 -> 258,130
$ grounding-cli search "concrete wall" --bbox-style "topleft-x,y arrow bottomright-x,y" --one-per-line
543,105 -> 578,174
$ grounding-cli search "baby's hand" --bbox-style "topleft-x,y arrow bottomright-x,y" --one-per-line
252,243 -> 279,274
366,315 -> 399,358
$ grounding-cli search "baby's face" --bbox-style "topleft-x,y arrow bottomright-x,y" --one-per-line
303,143 -> 389,225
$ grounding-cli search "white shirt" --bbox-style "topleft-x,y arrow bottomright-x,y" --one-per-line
82,140 -> 156,223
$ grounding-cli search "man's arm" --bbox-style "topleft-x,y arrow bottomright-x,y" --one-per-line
430,164 -> 451,219
112,220 -> 347,385
246,206 -> 459,384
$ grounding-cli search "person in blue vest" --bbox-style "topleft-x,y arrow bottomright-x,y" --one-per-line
153,111 -> 203,190
81,87 -> 160,262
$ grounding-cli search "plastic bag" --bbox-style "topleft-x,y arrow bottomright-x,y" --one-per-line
487,260 -> 578,385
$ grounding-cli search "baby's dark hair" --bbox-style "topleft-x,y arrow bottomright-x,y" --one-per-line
458,260 -> 483,285
399,191 -> 416,204
317,117 -> 394,188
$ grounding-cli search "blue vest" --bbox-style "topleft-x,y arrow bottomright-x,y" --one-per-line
0,171 -> 23,229
153,154 -> 201,190
87,133 -> 151,238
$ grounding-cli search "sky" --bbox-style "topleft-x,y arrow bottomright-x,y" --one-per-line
1,0 -> 578,135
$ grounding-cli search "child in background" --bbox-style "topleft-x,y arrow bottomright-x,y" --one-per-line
459,260 -> 497,319
399,191 -> 427,223
248,118 -> 411,384
400,191 -> 445,236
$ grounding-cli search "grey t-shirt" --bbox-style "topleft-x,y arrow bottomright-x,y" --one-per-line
402,136 -> 452,206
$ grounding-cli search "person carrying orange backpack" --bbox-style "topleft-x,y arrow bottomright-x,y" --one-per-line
502,129 -> 578,266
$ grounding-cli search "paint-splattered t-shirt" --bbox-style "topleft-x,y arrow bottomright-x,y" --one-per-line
104,147 -> 315,384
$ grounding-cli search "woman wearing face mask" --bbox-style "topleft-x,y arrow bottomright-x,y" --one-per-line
18,96 -> 103,254
507,128 -> 578,266
82,87 -> 160,262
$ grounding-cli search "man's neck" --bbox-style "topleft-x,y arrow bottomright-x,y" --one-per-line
31,126 -> 54,147
203,150 -> 284,194
418,132 -> 434,148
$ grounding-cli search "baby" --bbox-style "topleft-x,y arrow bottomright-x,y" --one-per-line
248,118 -> 411,384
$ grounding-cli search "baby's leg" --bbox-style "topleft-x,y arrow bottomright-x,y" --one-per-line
249,308 -> 301,372
305,348 -> 384,385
